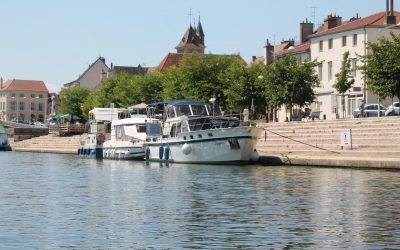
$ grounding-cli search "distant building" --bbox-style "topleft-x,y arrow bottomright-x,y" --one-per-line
252,1 -> 400,121
0,78 -> 49,122
108,64 -> 149,77
64,56 -> 110,90
309,10 -> 400,120
154,19 -> 206,72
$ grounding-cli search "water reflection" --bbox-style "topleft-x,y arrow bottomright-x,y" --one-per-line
0,152 -> 400,248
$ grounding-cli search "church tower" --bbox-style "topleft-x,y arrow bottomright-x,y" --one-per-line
175,19 -> 205,54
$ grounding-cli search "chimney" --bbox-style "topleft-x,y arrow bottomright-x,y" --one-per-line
385,0 -> 396,25
263,39 -> 274,66
300,18 -> 314,43
350,13 -> 361,22
323,14 -> 342,30
0,77 -> 3,90
99,57 -> 106,63
252,56 -> 257,62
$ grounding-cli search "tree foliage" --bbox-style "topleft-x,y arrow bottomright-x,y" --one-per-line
59,86 -> 90,117
263,53 -> 320,120
76,52 -> 319,121
334,51 -> 355,94
360,32 -> 400,100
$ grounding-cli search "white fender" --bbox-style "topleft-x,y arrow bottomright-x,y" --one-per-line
250,149 -> 260,162
182,143 -> 192,155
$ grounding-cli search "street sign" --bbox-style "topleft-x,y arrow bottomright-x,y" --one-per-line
340,128 -> 352,149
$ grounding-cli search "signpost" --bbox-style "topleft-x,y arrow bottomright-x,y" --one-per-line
340,128 -> 352,150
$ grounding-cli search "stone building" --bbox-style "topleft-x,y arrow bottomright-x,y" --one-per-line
0,78 -> 49,122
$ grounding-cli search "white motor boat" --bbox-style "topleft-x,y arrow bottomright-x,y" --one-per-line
144,100 -> 262,164
102,116 -> 159,160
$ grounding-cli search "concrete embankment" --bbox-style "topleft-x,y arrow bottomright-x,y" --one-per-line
256,116 -> 400,169
8,116 -> 400,169
10,134 -> 81,154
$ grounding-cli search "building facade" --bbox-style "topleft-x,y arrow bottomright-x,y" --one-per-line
0,79 -> 49,122
309,11 -> 400,120
64,56 -> 110,90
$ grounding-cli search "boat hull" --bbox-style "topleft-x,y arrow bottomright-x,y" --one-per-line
145,127 -> 262,164
102,146 -> 144,160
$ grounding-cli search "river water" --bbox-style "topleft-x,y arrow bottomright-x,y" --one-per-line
0,152 -> 399,249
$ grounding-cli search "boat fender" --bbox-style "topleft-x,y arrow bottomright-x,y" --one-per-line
165,147 -> 170,160
159,146 -> 164,159
145,147 -> 150,160
182,143 -> 192,155
250,149 -> 260,162
96,132 -> 105,145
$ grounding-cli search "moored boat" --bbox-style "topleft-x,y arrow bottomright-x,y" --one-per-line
102,116 -> 159,160
0,125 -> 12,151
144,100 -> 262,164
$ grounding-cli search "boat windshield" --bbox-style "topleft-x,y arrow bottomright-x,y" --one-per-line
191,104 -> 209,116
175,105 -> 192,117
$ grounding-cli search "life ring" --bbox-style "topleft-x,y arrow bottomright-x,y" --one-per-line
96,132 -> 105,145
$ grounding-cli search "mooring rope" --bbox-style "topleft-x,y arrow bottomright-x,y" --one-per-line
264,128 -> 341,154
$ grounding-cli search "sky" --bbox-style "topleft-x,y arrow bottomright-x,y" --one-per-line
0,0 -> 387,93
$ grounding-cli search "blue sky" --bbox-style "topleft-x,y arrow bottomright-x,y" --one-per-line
0,0 -> 386,92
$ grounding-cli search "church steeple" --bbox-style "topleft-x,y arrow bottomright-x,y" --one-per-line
196,15 -> 205,45
175,16 -> 206,54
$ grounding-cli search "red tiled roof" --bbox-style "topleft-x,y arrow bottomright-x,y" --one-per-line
274,41 -> 293,54
2,79 -> 48,92
311,11 -> 400,38
290,42 -> 310,54
156,53 -> 185,71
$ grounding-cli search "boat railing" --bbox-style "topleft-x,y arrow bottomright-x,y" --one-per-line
168,115 -> 240,137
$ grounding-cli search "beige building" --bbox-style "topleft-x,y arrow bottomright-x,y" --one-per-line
309,10 -> 400,120
0,79 -> 49,122
64,56 -> 110,90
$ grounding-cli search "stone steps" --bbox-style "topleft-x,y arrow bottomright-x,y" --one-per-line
256,116 -> 400,166
10,134 -> 81,154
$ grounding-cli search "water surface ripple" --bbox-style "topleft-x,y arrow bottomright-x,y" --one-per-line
1,152 -> 399,249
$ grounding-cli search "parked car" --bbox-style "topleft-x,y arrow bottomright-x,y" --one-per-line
385,102 -> 400,116
11,117 -> 29,124
353,104 -> 387,118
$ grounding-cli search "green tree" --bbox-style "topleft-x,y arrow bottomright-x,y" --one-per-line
177,53 -> 243,108
59,86 -> 90,118
360,32 -> 400,101
333,51 -> 355,118
264,54 -> 320,121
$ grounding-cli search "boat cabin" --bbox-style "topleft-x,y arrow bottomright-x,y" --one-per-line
150,100 -> 239,138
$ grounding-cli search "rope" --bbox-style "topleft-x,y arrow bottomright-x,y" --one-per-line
264,128 -> 341,154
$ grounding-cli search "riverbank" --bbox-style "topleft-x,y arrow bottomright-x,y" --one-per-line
256,116 -> 400,169
9,116 -> 400,169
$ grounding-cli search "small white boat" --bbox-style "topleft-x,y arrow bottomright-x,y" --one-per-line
102,116 -> 159,160
144,100 -> 262,164
78,107 -> 124,158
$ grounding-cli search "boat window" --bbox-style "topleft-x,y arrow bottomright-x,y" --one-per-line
167,106 -> 175,118
190,135 -> 194,139
137,125 -> 146,133
184,136 -> 187,140
170,124 -> 177,137
191,105 -> 209,116
208,133 -> 213,137
146,123 -> 161,136
198,134 -> 202,138
175,105 -> 192,116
